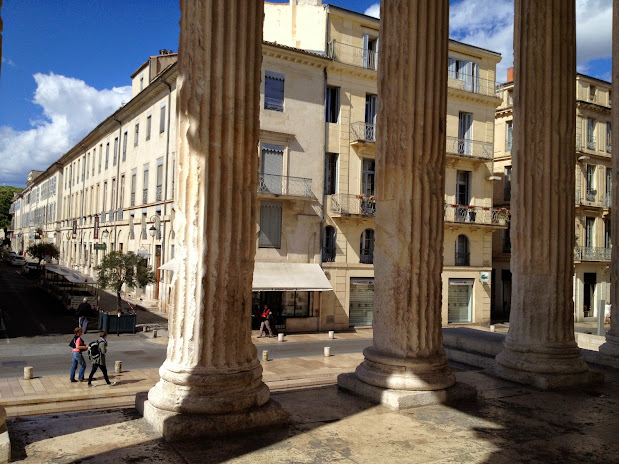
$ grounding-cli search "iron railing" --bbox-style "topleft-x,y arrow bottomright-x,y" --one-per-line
577,135 -> 597,151
586,189 -> 597,202
156,185 -> 162,201
576,189 -> 608,207
350,122 -> 376,143
327,41 -> 378,70
360,250 -> 374,264
444,204 -> 509,226
574,246 -> 611,262
445,136 -> 493,160
258,173 -> 314,199
447,73 -> 497,97
143,189 -> 148,204
607,144 -> 612,153
455,252 -> 470,266
108,210 -> 115,222
505,138 -> 512,152
130,192 -> 135,207
322,247 -> 336,263
330,194 -> 376,217
117,209 -> 124,221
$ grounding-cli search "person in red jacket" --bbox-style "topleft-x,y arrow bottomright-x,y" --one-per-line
258,304 -> 274,338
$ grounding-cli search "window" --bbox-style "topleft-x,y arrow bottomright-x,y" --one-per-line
131,169 -> 137,206
111,178 -> 117,214
105,142 -> 110,170
606,168 -> 612,206
362,158 -> 375,197
322,226 -> 336,262
456,170 -> 471,205
281,291 -> 310,317
171,155 -> 176,198
326,87 -> 340,123
113,137 -> 118,166
156,159 -> 163,201
504,166 -> 512,201
259,201 -> 282,248
324,153 -> 338,195
362,34 -> 378,70
607,122 -> 612,153
146,114 -> 152,140
160,102 -> 166,133
505,120 -> 513,152
143,165 -> 149,204
507,89 -> 513,104
129,213 -> 135,239
141,213 -> 147,239
585,217 -> 595,247
102,182 -> 108,212
122,131 -> 128,161
587,118 -> 596,150
448,57 -> 479,93
589,85 -> 596,101
264,71 -> 284,111
586,165 -> 596,200
260,144 -> 284,194
360,229 -> 375,264
139,75 -> 144,91
455,235 -> 470,266
134,121 -> 140,146
86,153 -> 90,179
458,112 -> 473,155
119,175 -> 125,209
605,219 -> 611,248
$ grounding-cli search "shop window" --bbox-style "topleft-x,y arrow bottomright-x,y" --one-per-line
281,291 -> 310,317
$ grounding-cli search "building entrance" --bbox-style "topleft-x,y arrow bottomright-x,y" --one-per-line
349,278 -> 374,327
448,278 -> 473,323
583,272 -> 597,317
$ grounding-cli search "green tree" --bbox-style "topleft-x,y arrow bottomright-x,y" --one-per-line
96,251 -> 156,313
0,186 -> 23,238
26,243 -> 60,266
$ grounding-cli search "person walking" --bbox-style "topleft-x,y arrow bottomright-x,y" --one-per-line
69,327 -> 88,383
87,331 -> 116,387
258,303 -> 275,338
76,297 -> 92,334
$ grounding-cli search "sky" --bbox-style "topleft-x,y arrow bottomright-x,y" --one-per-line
0,0 -> 613,188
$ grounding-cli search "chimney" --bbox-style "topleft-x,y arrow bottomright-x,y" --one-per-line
507,67 -> 514,83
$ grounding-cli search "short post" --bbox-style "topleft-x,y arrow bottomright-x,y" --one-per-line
328,330 -> 335,339
277,333 -> 284,342
23,366 -> 33,380
115,360 -> 122,373
262,350 -> 269,362
489,325 -> 496,333
153,329 -> 158,338
324,346 -> 331,357
598,299 -> 605,336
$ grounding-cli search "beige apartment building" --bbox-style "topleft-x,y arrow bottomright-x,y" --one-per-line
265,0 -> 505,329
493,72 -> 612,323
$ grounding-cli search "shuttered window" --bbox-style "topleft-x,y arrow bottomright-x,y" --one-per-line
259,201 -> 282,248
264,71 -> 284,111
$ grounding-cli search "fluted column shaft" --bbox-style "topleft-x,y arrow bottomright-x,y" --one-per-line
148,0 -> 268,415
496,0 -> 594,383
600,0 -> 619,358
354,0 -> 454,391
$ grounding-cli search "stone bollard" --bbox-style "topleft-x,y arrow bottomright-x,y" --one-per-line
153,329 -> 158,338
115,361 -> 122,373
328,330 -> 335,339
489,325 -> 496,333
324,346 -> 331,357
23,366 -> 33,380
278,333 -> 284,342
262,350 -> 269,361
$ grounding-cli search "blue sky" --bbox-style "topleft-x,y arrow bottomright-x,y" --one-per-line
0,0 -> 613,187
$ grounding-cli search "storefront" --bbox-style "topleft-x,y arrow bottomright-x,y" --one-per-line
349,277 -> 374,327
447,278 -> 473,323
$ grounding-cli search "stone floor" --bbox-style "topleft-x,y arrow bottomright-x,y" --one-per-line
6,367 -> 619,463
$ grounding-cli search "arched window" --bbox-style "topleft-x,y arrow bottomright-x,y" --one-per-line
455,234 -> 470,266
323,226 -> 337,262
360,229 -> 375,264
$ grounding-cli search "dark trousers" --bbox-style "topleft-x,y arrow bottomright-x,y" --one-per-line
88,363 -> 111,384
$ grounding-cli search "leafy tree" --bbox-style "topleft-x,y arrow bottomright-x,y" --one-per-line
96,251 -> 156,314
0,186 -> 23,235
26,243 -> 60,266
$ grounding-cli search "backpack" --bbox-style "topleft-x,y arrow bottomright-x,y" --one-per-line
69,336 -> 77,349
87,340 -> 101,362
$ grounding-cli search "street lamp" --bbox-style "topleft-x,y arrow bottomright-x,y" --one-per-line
101,228 -> 110,239
149,215 -> 161,239
149,225 -> 157,237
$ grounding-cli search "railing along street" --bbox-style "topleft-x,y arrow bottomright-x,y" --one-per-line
258,173 -> 314,199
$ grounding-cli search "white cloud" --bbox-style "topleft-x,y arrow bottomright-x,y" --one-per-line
0,73 -> 130,186
1,57 -> 16,67
364,3 -> 380,18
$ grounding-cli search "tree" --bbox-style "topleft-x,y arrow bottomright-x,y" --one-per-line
26,243 -> 60,266
96,251 -> 156,314
0,186 -> 23,239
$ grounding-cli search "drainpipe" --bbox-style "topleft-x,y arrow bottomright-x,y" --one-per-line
160,76 -> 173,310
319,65 -> 329,327
113,116 -> 123,253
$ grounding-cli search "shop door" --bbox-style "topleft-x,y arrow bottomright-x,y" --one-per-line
448,279 -> 473,323
349,278 -> 374,327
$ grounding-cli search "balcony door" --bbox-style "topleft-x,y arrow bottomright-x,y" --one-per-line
456,170 -> 474,222
458,112 -> 473,155
362,34 -> 378,70
448,58 -> 479,93
585,217 -> 595,248
261,144 -> 284,194
365,94 -> 377,141
362,159 -> 375,197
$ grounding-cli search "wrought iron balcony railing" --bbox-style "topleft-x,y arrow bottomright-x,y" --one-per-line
586,189 -> 597,202
329,194 -> 376,217
455,252 -> 470,266
360,250 -> 374,264
350,122 -> 376,143
576,135 -> 598,152
327,41 -> 378,70
156,185 -> 162,201
143,189 -> 148,204
322,247 -> 336,263
130,192 -> 135,207
576,189 -> 608,207
447,73 -> 497,97
574,246 -> 611,262
607,144 -> 612,153
446,136 -> 493,160
258,173 -> 314,199
444,204 -> 509,227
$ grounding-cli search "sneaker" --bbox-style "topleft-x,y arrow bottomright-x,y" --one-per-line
108,382 -> 117,387
70,379 -> 77,383
78,379 -> 86,382
87,383 -> 93,387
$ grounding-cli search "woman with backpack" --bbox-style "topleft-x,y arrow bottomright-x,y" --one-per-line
86,331 -> 116,387
69,327 -> 88,383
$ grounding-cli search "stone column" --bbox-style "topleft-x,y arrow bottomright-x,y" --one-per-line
599,0 -> 619,363
494,0 -> 602,389
338,0 -> 474,409
139,0 -> 288,439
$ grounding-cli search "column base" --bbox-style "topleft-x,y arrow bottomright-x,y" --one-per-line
599,331 -> 619,361
136,392 -> 289,441
0,406 -> 10,464
337,373 -> 476,410
491,363 -> 603,390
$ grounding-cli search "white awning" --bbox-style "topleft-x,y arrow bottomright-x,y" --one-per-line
158,258 -> 177,271
252,262 -> 333,292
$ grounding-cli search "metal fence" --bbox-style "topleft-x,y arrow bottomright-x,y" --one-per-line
350,122 -> 376,143
444,204 -> 509,226
447,73 -> 497,97
258,173 -> 314,199
328,41 -> 378,70
574,246 -> 611,261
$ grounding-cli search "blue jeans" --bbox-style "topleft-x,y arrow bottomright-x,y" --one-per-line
70,351 -> 86,381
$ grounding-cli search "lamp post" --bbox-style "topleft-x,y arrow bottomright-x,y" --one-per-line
149,215 -> 161,301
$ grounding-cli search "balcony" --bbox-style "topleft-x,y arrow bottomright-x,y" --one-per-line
258,173 -> 314,199
444,204 -> 509,227
446,136 -> 493,160
350,122 -> 376,144
447,73 -> 497,98
327,41 -> 377,70
574,246 -> 611,262
575,189 -> 608,208
329,194 -> 376,217
576,135 -> 598,152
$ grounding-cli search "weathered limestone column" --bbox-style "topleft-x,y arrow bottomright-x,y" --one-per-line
139,0 -> 288,439
338,0 -> 475,409
494,0 -> 603,389
599,0 -> 619,363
